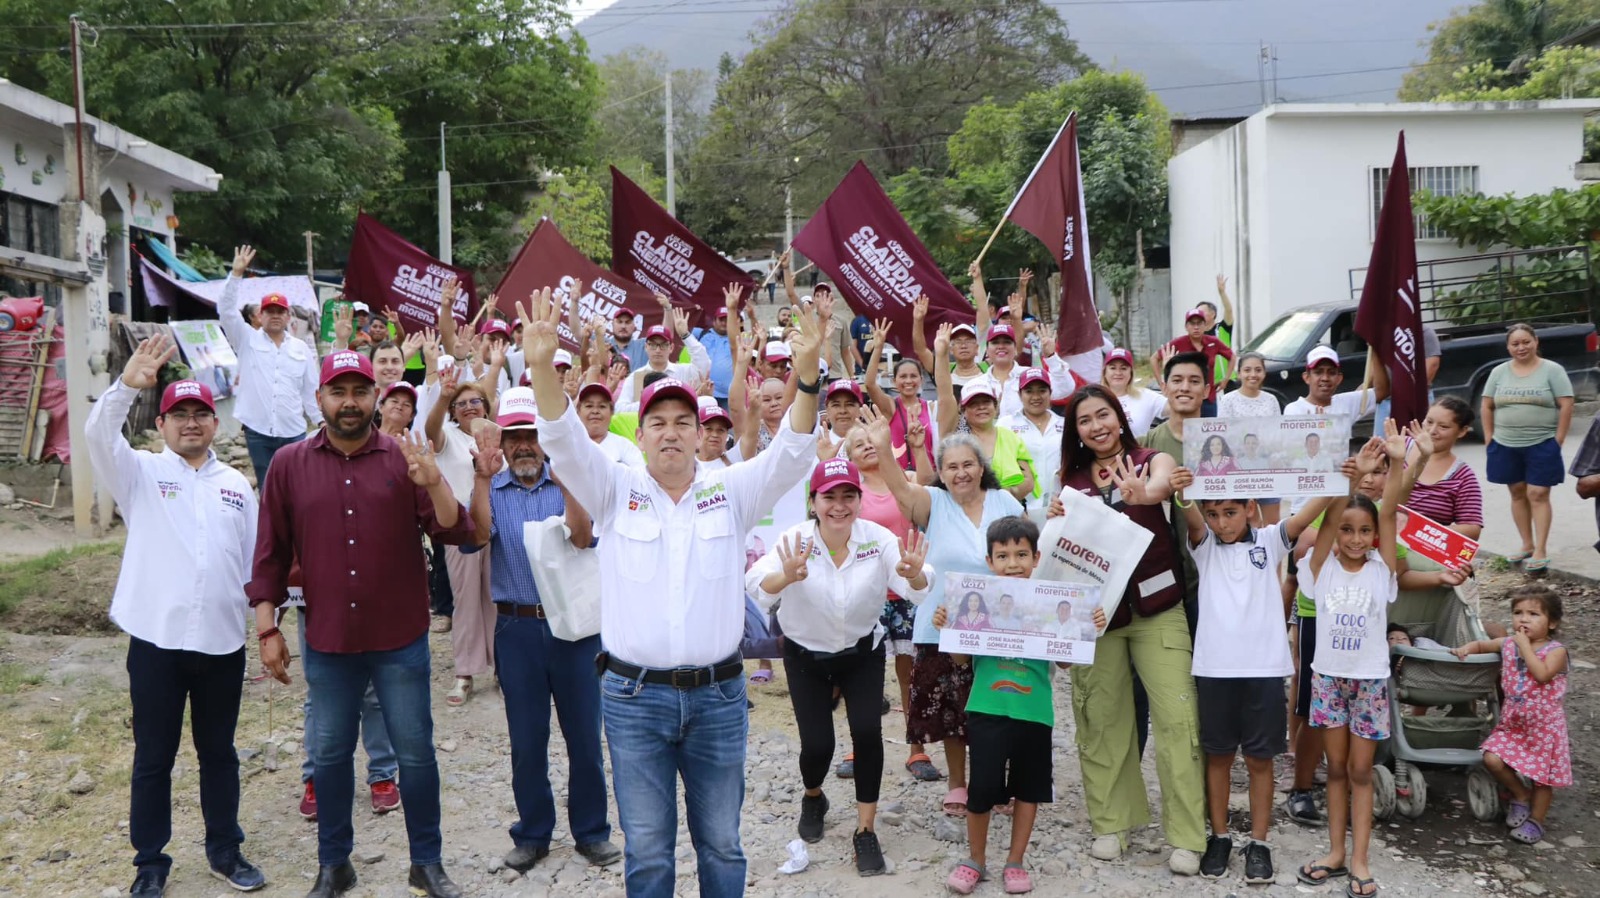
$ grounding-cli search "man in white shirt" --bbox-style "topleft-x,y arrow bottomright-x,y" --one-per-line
615,317 -> 712,412
216,245 -> 322,485
85,336 -> 264,898
1053,600 -> 1096,642
519,285 -> 823,898
1283,345 -> 1390,512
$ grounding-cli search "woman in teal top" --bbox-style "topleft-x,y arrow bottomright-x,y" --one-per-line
1481,324 -> 1575,572
864,415 -> 1022,817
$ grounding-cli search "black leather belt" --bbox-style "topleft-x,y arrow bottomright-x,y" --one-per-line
598,652 -> 744,689
495,602 -> 545,619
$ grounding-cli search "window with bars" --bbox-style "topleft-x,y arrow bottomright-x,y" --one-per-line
1371,165 -> 1479,241
0,191 -> 64,304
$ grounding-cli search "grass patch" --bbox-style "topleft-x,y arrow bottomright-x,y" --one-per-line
0,662 -> 45,694
0,542 -> 123,635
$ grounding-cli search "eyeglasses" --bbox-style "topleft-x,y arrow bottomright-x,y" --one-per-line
453,397 -> 485,410
165,410 -> 216,424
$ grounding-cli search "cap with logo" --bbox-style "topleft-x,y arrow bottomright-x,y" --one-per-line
553,349 -> 573,369
1306,346 -> 1342,370
1018,367 -> 1050,392
699,404 -> 733,428
351,301 -> 371,314
1105,348 -> 1135,367
809,457 -> 861,494
989,323 -> 1017,342
382,381 -> 418,403
480,318 -> 512,338
639,377 -> 698,418
1184,307 -> 1207,322
160,380 -> 216,415
645,324 -> 673,343
259,293 -> 290,312
578,382 -> 614,405
320,350 -> 376,386
824,378 -> 863,404
960,380 -> 999,407
950,323 -> 978,339
764,342 -> 793,362
497,386 -> 540,431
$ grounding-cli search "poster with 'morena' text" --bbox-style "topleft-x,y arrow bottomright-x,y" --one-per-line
1182,414 -> 1352,500
937,572 -> 1102,664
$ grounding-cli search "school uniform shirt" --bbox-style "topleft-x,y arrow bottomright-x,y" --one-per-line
538,400 -> 816,669
216,275 -> 322,437
1309,550 -> 1397,681
1189,523 -> 1294,678
85,380 -> 258,655
1002,412 -> 1065,503
747,519 -> 932,654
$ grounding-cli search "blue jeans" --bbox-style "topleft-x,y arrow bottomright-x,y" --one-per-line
495,614 -> 610,849
298,610 -> 396,785
242,426 -> 305,486
303,634 -> 442,867
601,665 -> 749,898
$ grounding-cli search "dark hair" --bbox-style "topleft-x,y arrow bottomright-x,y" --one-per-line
641,370 -> 670,389
1204,435 -> 1233,459
893,357 -> 924,379
1059,385 -> 1142,481
1506,322 -> 1537,343
1164,350 -> 1211,385
371,340 -> 402,358
1511,583 -> 1563,632
986,515 -> 1041,556
1344,494 -> 1381,529
958,591 -> 989,618
1197,300 -> 1218,315
1387,622 -> 1410,636
1198,497 -> 1250,509
1432,395 -> 1475,430
931,434 -> 1005,493
241,303 -> 257,324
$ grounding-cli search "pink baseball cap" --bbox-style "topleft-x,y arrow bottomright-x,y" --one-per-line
159,380 -> 215,415
764,342 -> 793,363
824,379 -> 863,404
714,306 -> 729,318
960,380 -> 999,407
480,318 -> 512,337
1184,307 -> 1207,322
496,386 -> 539,431
1105,348 -> 1135,367
320,350 -> 375,385
1307,345 -> 1342,369
259,293 -> 290,312
381,381 -> 418,403
645,324 -> 673,343
989,323 -> 1016,342
578,381 -> 614,405
699,404 -> 733,427
1018,367 -> 1050,391
638,377 -> 698,417
809,457 -> 861,494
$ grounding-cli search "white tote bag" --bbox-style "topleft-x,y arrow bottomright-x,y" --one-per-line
1032,487 -> 1154,631
523,517 -> 602,642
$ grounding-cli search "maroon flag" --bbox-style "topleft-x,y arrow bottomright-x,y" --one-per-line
1354,133 -> 1427,427
496,218 -> 679,351
1003,113 -> 1102,357
792,161 -> 971,354
610,166 -> 755,326
343,212 -> 478,334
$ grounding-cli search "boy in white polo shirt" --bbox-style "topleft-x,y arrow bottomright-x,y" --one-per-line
1168,479 -> 1336,885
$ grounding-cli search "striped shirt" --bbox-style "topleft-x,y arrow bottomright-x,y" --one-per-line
1406,459 -> 1483,528
466,466 -> 567,605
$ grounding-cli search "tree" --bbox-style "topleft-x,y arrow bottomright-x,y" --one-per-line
1399,0 -> 1597,101
594,47 -> 710,190
520,168 -> 612,265
1426,45 -> 1600,160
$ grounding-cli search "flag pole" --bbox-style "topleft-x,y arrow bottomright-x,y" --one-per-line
972,217 -> 1008,269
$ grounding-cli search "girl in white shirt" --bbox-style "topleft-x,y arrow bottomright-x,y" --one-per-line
746,458 -> 932,877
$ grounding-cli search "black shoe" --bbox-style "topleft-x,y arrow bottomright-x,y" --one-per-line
503,844 -> 550,872
799,791 -> 829,843
853,828 -> 886,876
130,867 -> 166,898
576,839 -> 622,867
1287,789 -> 1325,827
1243,840 -> 1274,885
881,694 -> 891,715
304,862 -> 356,898
209,848 -> 266,891
1200,834 -> 1232,879
406,863 -> 462,898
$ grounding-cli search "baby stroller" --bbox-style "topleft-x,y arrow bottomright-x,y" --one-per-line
1373,563 -> 1504,821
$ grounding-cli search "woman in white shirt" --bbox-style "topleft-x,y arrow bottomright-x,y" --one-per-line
1102,348 -> 1165,437
1218,351 -> 1285,524
747,458 -> 932,877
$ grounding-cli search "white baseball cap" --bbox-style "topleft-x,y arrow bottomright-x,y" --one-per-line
1306,346 -> 1342,369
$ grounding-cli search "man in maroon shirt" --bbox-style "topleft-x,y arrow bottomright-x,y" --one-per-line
1154,307 -> 1234,416
251,350 -> 474,898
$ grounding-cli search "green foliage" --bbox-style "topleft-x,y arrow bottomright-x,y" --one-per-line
1425,45 -> 1600,160
521,168 -> 612,265
179,246 -> 228,280
1399,0 -> 1597,101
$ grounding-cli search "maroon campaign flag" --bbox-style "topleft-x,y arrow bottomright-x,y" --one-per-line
1354,133 -> 1427,428
793,161 -> 972,355
496,217 -> 682,351
1003,113 -> 1102,357
610,166 -> 755,327
343,212 -> 478,334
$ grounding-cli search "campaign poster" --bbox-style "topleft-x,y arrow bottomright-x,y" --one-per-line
1398,506 -> 1479,568
1182,414 -> 1352,500
936,571 -> 1102,664
168,319 -> 239,400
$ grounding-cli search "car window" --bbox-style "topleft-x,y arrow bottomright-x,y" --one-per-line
1329,312 -> 1368,356
1246,310 -> 1326,360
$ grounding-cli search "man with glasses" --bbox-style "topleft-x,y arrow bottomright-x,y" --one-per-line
86,336 -> 265,898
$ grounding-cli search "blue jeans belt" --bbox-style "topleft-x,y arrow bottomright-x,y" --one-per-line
597,651 -> 743,688
495,602 -> 545,619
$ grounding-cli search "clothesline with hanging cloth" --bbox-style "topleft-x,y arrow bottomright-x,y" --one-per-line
143,237 -> 208,282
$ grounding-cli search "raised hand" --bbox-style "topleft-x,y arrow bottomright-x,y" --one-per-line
515,286 -> 561,369
1353,436 -> 1386,475
1036,320 -> 1056,354
439,277 -> 459,322
562,366 -> 581,398
401,330 -> 425,360
333,303 -> 354,347
420,327 -> 440,367
401,430 -> 444,487
777,533 -> 812,585
1405,419 -> 1434,459
787,297 -> 823,370
471,423 -> 504,479
1169,465 -> 1195,494
1216,273 -> 1228,296
1017,268 -> 1033,293
968,262 -> 986,305
906,419 -> 927,450
815,420 -> 840,462
122,334 -> 176,390
231,245 -> 256,277
695,374 -> 714,397
870,318 -> 892,351
913,295 -> 929,322
933,321 -> 952,359
439,363 -> 462,395
724,283 -> 744,316
655,291 -> 672,312
897,529 -> 929,577
671,306 -> 691,337
814,289 -> 835,324
1110,456 -> 1152,505
606,361 -> 629,393
859,404 -> 894,453
1382,418 -> 1408,461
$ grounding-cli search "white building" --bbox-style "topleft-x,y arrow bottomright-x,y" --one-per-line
1167,100 -> 1600,344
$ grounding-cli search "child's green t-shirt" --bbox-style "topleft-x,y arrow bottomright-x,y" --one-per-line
965,655 -> 1054,728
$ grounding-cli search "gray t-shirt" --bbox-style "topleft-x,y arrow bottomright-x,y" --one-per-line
1485,359 -> 1573,448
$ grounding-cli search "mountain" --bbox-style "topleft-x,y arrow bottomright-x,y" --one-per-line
576,0 -> 1466,116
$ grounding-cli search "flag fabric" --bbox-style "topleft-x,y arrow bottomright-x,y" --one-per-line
610,166 -> 755,327
1003,113 -> 1102,357
343,212 -> 478,335
792,161 -> 972,356
496,218 -> 680,351
1354,133 -> 1427,428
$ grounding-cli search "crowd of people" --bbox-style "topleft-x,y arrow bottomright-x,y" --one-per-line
85,251 -> 1578,898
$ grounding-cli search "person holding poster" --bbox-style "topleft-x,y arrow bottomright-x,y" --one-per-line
1404,397 -> 1483,542
1053,384 -> 1205,875
746,459 -> 932,876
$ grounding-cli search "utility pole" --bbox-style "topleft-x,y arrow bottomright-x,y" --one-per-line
664,72 -> 676,217
302,231 -> 317,279
437,122 -> 452,263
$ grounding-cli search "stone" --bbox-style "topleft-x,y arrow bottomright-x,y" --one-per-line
1561,835 -> 1586,848
355,849 -> 386,865
438,739 -> 458,753
1570,659 -> 1596,671
101,889 -> 120,898
0,484 -> 14,505
1496,864 -> 1527,882
487,857 -> 504,873
878,811 -> 903,827
280,740 -> 299,756
499,867 -> 521,884
66,770 -> 95,795
933,817 -> 965,843
1517,883 -> 1548,896
237,747 -> 259,762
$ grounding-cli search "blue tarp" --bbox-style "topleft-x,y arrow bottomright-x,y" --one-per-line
143,237 -> 206,282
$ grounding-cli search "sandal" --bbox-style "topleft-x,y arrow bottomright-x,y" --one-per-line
1297,863 -> 1349,885
446,677 -> 471,707
1525,558 -> 1550,573
836,753 -> 855,779
906,753 -> 943,782
1510,820 -> 1546,845
943,787 -> 968,817
1002,863 -> 1033,894
1506,551 -> 1532,564
1506,800 -> 1531,828
1346,876 -> 1379,898
749,669 -> 774,684
946,860 -> 984,895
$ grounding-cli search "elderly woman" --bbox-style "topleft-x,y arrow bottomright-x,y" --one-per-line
1482,324 -> 1574,572
864,409 -> 1024,818
1050,385 -> 1205,875
747,459 -> 932,877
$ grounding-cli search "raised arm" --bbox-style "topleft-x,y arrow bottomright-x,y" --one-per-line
438,277 -> 461,357
87,335 -> 176,507
425,365 -> 459,452
1215,274 -> 1235,333
863,405 -> 933,526
862,318 -> 895,415
468,429 -> 503,548
932,323 -> 959,437
729,330 -> 756,435
782,298 -> 823,434
216,245 -> 256,350
911,296 -> 934,371
1379,423 -> 1406,575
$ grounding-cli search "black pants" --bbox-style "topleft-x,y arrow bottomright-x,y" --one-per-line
783,636 -> 886,804
428,535 -> 454,617
127,636 -> 246,873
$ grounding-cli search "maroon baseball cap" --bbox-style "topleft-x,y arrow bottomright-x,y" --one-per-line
699,404 -> 733,428
259,293 -> 290,312
381,381 -> 418,404
639,377 -> 698,418
480,318 -> 512,338
824,379 -> 863,404
1018,367 -> 1050,391
714,306 -> 729,318
159,380 -> 215,415
989,323 -> 1017,342
1184,307 -> 1207,322
645,324 -> 673,343
1105,348 -> 1135,367
578,381 -> 614,405
321,350 -> 376,385
809,457 -> 861,494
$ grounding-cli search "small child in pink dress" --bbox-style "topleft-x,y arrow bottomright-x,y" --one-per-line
1452,584 -> 1571,845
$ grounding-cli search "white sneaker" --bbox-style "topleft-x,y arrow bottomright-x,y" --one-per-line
1168,848 -> 1201,876
1090,832 -> 1127,861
